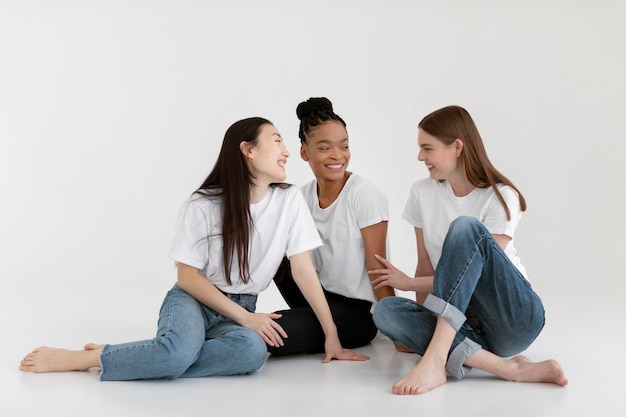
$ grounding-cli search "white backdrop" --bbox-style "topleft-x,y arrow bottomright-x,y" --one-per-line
1,0 -> 624,326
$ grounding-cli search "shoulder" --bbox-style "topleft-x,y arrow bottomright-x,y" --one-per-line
495,183 -> 519,198
493,183 -> 522,210
410,178 -> 442,194
187,192 -> 220,212
346,174 -> 387,199
300,179 -> 317,195
270,183 -> 304,204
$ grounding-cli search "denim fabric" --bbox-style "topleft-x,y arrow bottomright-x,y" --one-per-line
373,216 -> 545,379
99,285 -> 267,381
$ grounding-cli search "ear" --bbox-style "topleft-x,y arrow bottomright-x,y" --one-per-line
454,139 -> 464,157
240,141 -> 253,159
300,144 -> 309,161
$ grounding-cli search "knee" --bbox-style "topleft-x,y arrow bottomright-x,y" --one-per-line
372,297 -> 403,333
158,349 -> 199,379
448,216 -> 486,238
450,215 -> 479,231
234,331 -> 268,374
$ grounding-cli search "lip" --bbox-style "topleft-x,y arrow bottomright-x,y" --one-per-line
325,163 -> 344,170
278,159 -> 287,168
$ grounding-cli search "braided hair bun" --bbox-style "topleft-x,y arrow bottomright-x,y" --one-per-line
296,97 -> 346,143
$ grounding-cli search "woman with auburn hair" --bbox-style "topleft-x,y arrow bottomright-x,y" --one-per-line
371,105 -> 568,395
19,117 -> 367,380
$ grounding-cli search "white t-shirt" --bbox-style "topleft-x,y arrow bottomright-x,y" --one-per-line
301,174 -> 389,303
169,185 -> 323,294
402,178 -> 527,278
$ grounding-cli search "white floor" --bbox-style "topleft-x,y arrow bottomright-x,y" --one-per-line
2,281 -> 624,417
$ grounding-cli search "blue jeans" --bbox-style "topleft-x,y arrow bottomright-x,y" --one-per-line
99,285 -> 267,381
373,216 -> 545,379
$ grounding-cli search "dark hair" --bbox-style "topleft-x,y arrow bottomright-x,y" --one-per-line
419,105 -> 526,220
296,97 -> 347,144
195,117 -> 286,285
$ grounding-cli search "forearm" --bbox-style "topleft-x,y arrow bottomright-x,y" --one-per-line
372,284 -> 395,300
362,221 -> 394,300
413,265 -> 434,303
294,273 -> 338,337
289,253 -> 338,338
176,263 -> 250,324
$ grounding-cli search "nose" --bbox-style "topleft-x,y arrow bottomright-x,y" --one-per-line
283,144 -> 290,158
417,148 -> 425,161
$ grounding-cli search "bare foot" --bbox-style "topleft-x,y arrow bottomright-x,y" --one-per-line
84,343 -> 105,350
503,355 -> 568,386
19,346 -> 101,373
394,342 -> 414,353
391,357 -> 447,395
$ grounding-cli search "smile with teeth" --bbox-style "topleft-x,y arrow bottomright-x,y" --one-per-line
278,160 -> 286,168
426,164 -> 434,170
326,164 -> 343,169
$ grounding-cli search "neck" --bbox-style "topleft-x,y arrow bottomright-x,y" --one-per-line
250,183 -> 269,204
317,172 -> 351,208
447,177 -> 474,197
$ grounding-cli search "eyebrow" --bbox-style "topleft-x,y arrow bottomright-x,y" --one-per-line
313,137 -> 349,144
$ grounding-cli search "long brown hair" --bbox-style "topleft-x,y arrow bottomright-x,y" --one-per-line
195,117 -> 288,285
418,105 -> 526,220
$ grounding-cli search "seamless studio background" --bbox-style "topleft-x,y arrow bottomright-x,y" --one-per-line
1,1 -> 625,416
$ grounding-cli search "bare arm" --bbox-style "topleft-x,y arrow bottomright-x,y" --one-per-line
412,227 -> 434,304
176,262 -> 287,347
288,251 -> 369,363
372,229 -> 511,302
370,227 -> 434,294
361,221 -> 395,300
492,234 -> 511,251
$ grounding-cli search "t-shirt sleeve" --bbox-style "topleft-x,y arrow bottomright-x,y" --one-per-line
353,180 -> 389,229
402,181 -> 423,228
168,198 -> 211,270
285,189 -> 323,258
482,186 -> 522,238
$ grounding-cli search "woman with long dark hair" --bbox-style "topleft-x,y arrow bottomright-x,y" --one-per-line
20,117 -> 367,380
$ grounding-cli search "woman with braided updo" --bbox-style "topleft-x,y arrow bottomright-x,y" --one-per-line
268,97 -> 398,356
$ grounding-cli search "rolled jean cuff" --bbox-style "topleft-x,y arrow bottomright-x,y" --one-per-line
446,337 -> 481,380
423,293 -> 466,331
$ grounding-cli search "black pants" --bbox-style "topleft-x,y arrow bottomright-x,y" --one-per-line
268,257 -> 378,355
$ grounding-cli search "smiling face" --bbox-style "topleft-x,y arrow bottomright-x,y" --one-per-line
300,121 -> 350,183
244,123 -> 290,186
417,128 -> 463,181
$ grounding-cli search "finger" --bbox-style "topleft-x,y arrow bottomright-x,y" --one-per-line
259,332 -> 275,347
267,327 -> 284,347
342,351 -> 370,361
367,268 -> 389,275
374,254 -> 393,266
270,321 -> 288,339
374,254 -> 389,265
257,325 -> 280,347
